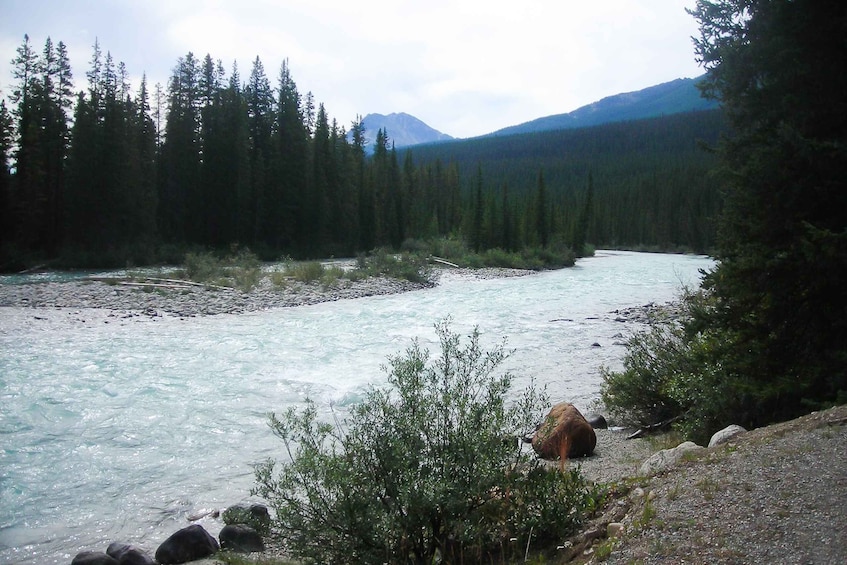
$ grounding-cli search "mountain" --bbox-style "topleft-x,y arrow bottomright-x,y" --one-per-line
488,76 -> 719,137
356,112 -> 453,151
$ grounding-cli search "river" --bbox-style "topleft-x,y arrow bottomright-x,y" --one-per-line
0,250 -> 713,564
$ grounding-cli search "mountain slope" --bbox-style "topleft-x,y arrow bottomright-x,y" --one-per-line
490,76 -> 718,137
356,112 -> 453,150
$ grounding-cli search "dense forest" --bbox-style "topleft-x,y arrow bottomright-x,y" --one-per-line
0,34 -> 724,271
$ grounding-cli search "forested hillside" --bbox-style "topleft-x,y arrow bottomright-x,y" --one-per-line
0,34 -> 724,271
406,109 -> 725,253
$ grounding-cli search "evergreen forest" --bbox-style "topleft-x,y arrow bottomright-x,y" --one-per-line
0,35 -> 724,271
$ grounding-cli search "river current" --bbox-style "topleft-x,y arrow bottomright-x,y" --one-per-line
0,250 -> 713,564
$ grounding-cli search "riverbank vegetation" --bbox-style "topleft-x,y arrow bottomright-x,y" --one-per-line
601,0 -> 847,444
0,33 -> 721,273
254,320 -> 605,564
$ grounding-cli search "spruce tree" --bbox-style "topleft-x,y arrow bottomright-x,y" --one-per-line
690,0 -> 847,422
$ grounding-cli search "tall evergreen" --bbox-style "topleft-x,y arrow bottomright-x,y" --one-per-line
471,165 -> 484,252
690,0 -> 847,421
535,169 -> 549,248
274,60 -> 309,251
572,171 -> 594,256
0,101 -> 14,251
159,52 -> 201,242
245,56 -> 275,246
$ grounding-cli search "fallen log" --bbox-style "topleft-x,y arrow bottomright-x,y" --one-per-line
626,414 -> 684,440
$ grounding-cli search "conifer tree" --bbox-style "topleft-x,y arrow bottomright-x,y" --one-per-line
535,169 -> 549,248
0,100 -> 14,250
688,0 -> 847,420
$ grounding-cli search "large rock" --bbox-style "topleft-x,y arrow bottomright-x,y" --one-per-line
708,424 -> 747,447
71,552 -> 119,565
219,523 -> 265,553
155,524 -> 219,564
222,503 -> 271,534
639,441 -> 704,476
106,542 -> 155,565
532,402 -> 597,460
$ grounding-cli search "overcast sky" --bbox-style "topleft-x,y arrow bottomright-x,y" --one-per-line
0,0 -> 704,139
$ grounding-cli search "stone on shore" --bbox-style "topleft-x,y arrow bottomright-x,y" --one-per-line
639,441 -> 704,476
708,424 -> 747,447
106,542 -> 155,565
219,524 -> 265,553
221,503 -> 270,534
71,551 -> 119,565
154,524 -> 219,564
532,402 -> 597,459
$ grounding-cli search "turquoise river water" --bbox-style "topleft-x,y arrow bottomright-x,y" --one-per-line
0,250 -> 714,564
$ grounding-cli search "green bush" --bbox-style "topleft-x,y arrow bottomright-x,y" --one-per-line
284,261 -> 326,283
600,289 -> 750,444
253,320 -> 601,564
181,248 -> 262,292
356,248 -> 433,284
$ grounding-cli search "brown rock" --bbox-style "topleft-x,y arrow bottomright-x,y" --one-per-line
532,402 -> 597,461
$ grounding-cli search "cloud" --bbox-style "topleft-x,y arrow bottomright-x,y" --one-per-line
1,0 -> 703,138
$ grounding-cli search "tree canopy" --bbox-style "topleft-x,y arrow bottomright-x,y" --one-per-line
602,0 -> 847,441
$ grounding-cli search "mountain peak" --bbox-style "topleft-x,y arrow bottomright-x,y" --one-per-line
355,113 -> 453,150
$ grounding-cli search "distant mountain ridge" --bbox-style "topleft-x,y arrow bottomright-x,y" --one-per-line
488,75 -> 718,137
355,112 -> 453,151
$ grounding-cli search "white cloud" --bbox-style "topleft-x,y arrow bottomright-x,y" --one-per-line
1,0 -> 704,138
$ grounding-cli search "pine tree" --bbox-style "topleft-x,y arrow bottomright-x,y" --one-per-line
572,172 -> 594,257
159,52 -> 201,242
275,60 -> 308,250
0,100 -> 14,251
471,165 -> 484,252
689,0 -> 847,422
535,169 -> 549,248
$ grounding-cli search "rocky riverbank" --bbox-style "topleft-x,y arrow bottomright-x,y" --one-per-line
0,267 -> 541,318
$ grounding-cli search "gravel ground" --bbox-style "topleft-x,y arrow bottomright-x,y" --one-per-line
564,404 -> 847,565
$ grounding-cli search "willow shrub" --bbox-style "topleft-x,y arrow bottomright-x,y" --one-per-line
253,320 -> 602,564
600,289 -> 749,444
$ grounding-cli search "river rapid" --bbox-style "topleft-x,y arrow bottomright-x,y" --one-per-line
0,250 -> 713,564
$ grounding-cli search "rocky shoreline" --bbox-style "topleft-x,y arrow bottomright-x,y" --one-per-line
0,267 -> 540,318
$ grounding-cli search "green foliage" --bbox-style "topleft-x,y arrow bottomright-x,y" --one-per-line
221,504 -> 271,535
181,247 -> 262,292
602,1 -> 847,443
356,248 -> 433,284
253,320 -> 601,564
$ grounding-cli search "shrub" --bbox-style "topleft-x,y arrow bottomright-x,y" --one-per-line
284,261 -> 326,283
181,247 -> 262,292
253,320 -> 601,564
356,248 -> 433,284
600,289 -> 750,444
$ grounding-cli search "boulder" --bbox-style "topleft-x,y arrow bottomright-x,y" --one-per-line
532,402 -> 597,460
639,441 -> 704,476
708,424 -> 747,447
222,503 -> 271,534
219,523 -> 265,553
106,542 -> 155,565
71,551 -> 119,565
155,524 -> 219,564
586,413 -> 608,429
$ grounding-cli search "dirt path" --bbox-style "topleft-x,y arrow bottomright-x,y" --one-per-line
561,404 -> 847,564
